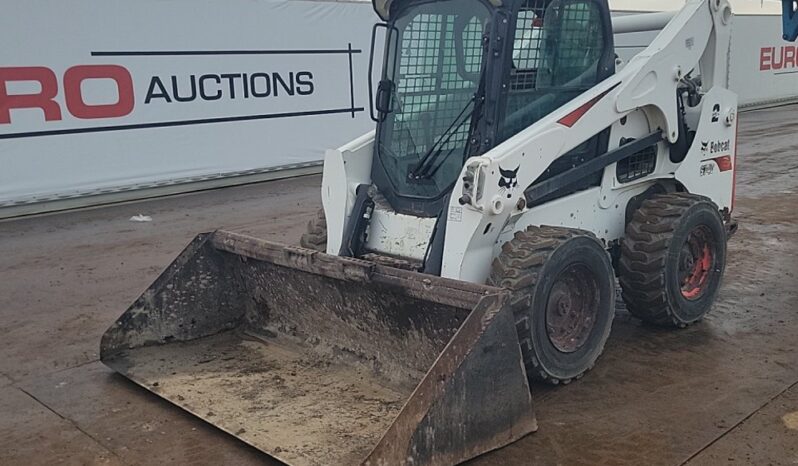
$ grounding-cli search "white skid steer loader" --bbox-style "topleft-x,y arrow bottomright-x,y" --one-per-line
101,1 -> 798,465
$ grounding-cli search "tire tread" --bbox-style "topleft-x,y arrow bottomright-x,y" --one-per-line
619,193 -> 716,327
489,225 -> 601,385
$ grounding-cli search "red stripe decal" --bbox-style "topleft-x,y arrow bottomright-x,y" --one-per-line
557,83 -> 619,128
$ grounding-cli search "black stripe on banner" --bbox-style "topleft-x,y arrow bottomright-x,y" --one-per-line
0,107 -> 365,140
91,49 -> 362,57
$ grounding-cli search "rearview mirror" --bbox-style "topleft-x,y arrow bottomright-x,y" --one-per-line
369,22 -> 399,122
375,79 -> 395,117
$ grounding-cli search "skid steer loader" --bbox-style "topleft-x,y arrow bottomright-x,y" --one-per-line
101,0 -> 798,464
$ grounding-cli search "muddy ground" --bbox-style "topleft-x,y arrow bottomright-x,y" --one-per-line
1,106 -> 797,465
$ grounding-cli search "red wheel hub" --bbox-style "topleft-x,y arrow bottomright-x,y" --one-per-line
679,226 -> 715,300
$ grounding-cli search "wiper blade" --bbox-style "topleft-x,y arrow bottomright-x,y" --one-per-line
409,96 -> 476,180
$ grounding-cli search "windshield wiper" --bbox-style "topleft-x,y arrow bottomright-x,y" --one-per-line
409,96 -> 476,180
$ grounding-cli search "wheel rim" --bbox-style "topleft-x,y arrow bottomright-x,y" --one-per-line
679,225 -> 715,300
545,263 -> 599,353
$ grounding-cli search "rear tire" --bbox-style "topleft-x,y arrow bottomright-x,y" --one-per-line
489,226 -> 616,384
619,193 -> 727,327
300,209 -> 327,252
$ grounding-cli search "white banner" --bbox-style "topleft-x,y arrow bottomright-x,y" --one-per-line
1,0 -> 795,211
0,0 -> 379,207
729,15 -> 798,107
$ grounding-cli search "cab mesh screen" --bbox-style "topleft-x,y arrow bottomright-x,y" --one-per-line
510,0 -> 548,92
501,0 -> 604,141
390,14 -> 485,158
617,144 -> 657,183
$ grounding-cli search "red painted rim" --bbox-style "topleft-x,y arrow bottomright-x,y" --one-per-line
679,226 -> 715,300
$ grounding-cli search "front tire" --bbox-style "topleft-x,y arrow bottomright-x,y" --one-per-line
489,226 -> 616,384
619,193 -> 727,327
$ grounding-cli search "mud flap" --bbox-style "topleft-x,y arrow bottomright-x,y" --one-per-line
101,230 -> 536,466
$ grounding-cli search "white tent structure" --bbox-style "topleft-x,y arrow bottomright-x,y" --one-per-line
0,0 -> 793,217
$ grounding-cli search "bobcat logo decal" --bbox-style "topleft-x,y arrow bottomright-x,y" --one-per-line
498,165 -> 519,199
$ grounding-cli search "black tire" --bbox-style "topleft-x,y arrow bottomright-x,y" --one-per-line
299,209 -> 327,252
619,193 -> 727,327
489,226 -> 616,384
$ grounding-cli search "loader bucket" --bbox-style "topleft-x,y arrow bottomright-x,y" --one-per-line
100,230 -> 536,466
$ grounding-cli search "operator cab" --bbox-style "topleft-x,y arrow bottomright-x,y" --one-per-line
369,0 -> 615,217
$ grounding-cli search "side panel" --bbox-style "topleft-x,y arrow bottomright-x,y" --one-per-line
675,88 -> 738,211
497,185 -> 649,251
364,207 -> 436,261
322,131 -> 375,254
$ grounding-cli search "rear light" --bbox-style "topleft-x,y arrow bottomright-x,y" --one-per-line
713,155 -> 733,172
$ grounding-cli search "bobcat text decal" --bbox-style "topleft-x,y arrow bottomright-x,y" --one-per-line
700,139 -> 731,156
